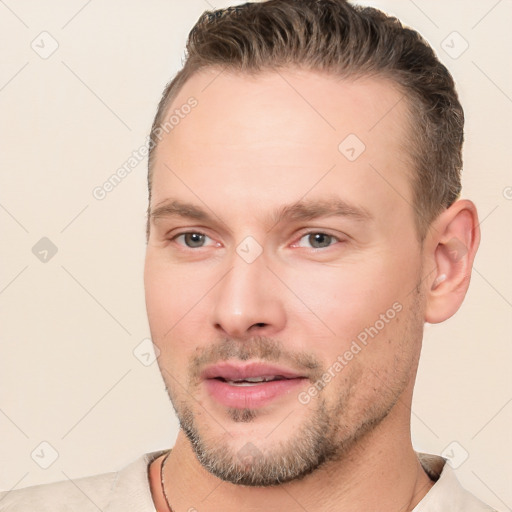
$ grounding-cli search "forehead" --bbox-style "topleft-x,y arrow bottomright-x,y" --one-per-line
151,68 -> 414,226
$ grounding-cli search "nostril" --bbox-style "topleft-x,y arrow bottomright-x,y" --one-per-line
253,322 -> 266,328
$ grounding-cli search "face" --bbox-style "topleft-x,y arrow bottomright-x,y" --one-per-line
144,68 -> 427,486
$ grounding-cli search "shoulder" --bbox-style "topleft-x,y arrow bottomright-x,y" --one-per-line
0,451 -> 166,512
416,453 -> 499,512
0,471 -> 117,512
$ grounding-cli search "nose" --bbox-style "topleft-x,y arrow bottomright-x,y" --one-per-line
211,255 -> 287,339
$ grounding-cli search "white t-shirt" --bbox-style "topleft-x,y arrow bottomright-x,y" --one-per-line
0,451 -> 498,511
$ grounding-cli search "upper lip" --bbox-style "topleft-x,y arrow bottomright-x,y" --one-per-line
201,362 -> 306,381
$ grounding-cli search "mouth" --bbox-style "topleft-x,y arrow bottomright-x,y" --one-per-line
201,362 -> 308,409
213,375 -> 290,386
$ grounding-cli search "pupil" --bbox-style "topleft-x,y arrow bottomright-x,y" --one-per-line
309,233 -> 331,248
185,233 -> 205,247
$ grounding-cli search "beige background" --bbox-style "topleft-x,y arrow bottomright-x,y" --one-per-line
0,0 -> 511,509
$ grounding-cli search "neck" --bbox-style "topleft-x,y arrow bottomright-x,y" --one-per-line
154,405 -> 433,512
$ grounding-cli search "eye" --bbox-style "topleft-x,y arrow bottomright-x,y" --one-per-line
296,232 -> 339,249
174,232 -> 213,248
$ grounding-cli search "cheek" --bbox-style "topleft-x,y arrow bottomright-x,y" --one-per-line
145,249 -> 214,344
286,261 -> 404,326
279,250 -> 419,361
144,251 -> 197,341
144,250 -> 222,374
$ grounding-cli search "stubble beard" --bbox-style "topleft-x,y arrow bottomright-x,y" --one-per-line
161,286 -> 424,486
174,394 -> 392,486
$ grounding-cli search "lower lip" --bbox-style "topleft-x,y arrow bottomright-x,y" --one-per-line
205,378 -> 306,409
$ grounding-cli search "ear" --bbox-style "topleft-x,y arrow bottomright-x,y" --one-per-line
423,199 -> 481,324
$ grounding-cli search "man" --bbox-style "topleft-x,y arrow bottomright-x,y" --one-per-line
0,0 -> 498,510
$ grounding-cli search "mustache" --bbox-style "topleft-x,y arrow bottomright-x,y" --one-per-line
188,335 -> 323,382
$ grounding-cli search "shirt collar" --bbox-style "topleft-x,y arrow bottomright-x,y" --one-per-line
105,450 -> 166,512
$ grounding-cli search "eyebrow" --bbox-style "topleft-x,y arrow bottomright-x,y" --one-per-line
151,200 -> 212,222
270,197 -> 372,225
150,197 -> 372,228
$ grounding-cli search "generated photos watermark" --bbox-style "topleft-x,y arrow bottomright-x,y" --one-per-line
298,301 -> 403,404
92,97 -> 198,201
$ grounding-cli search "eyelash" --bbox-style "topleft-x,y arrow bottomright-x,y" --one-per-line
292,231 -> 342,249
172,232 -> 218,248
170,230 -> 343,250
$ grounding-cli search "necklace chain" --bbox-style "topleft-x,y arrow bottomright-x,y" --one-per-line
160,450 -> 174,512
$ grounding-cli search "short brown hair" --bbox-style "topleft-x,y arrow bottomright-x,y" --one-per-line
148,0 -> 464,239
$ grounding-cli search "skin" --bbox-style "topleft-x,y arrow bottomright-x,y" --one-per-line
144,67 -> 480,512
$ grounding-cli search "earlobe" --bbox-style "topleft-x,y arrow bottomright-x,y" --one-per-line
424,200 -> 481,324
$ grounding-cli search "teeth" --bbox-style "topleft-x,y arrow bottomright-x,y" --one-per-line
224,375 -> 286,386
228,381 -> 261,386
